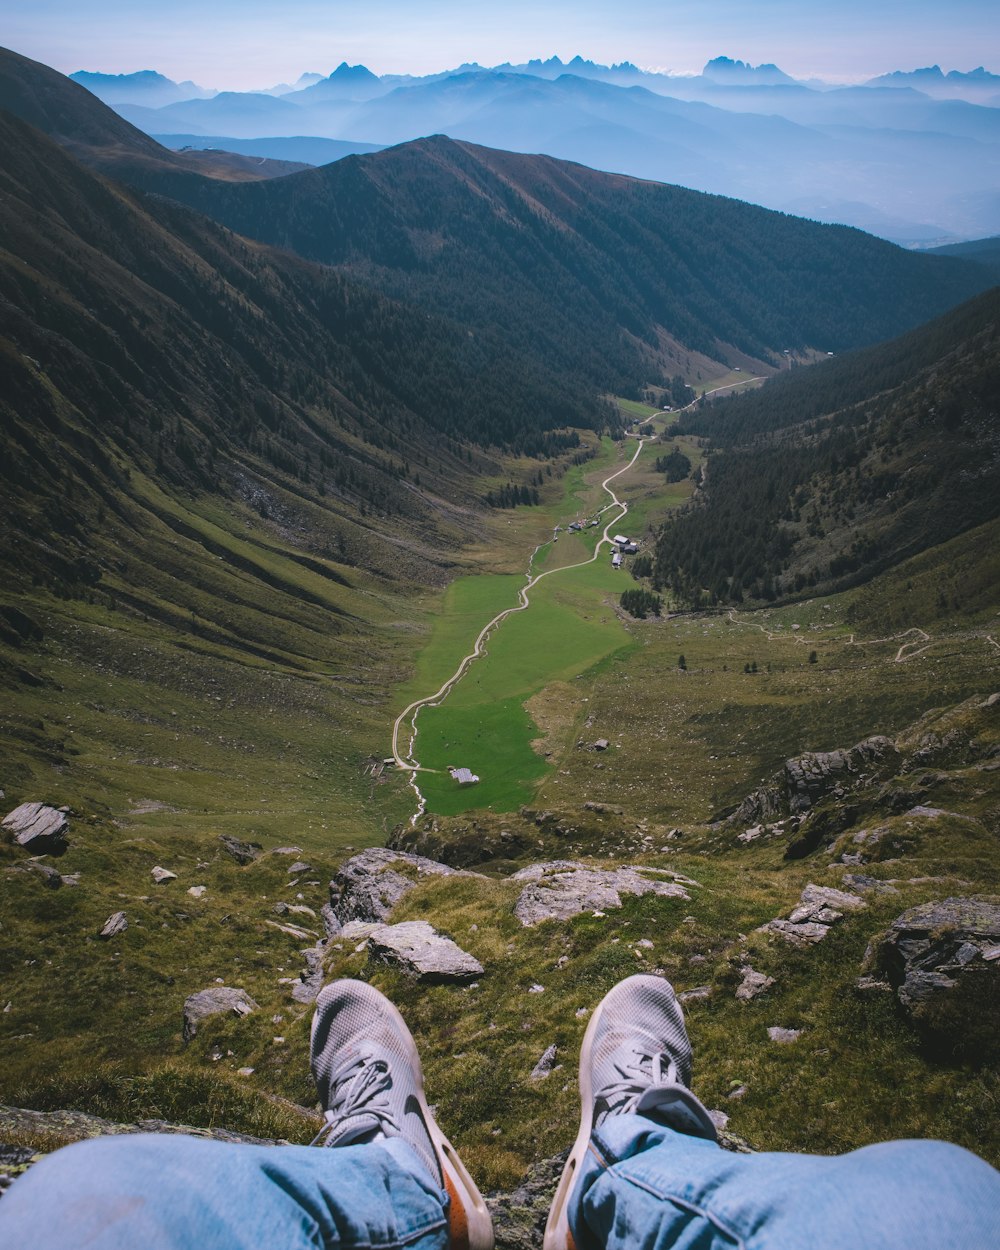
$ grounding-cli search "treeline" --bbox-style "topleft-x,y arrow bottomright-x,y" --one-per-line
485,483 -> 541,508
620,588 -> 663,618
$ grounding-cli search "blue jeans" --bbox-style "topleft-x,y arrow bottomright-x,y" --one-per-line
2,1117 -> 999,1250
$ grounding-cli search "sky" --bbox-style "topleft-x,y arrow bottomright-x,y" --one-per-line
6,0 -> 998,90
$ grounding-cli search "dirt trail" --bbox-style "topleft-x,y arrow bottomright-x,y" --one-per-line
390,440 -> 647,822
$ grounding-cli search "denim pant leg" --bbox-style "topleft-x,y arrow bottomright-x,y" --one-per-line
0,1132 -> 450,1250
570,1115 -> 1000,1250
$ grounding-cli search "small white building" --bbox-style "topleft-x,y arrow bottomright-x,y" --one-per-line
612,534 -> 629,545
449,767 -> 480,786
612,553 -> 622,568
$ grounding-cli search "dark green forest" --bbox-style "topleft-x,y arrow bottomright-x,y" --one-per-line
654,286 -> 1000,606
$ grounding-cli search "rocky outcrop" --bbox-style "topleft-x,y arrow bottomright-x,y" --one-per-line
218,835 -> 261,865
866,897 -> 1000,1058
511,861 -> 696,926
2,803 -> 69,855
726,737 -> 899,830
760,883 -> 866,946
341,920 -> 483,982
331,848 -> 476,925
151,866 -> 177,884
182,987 -> 259,1042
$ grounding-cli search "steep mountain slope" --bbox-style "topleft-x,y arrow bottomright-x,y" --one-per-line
653,286 -> 1000,604
0,107 -> 608,604
91,133 -> 993,382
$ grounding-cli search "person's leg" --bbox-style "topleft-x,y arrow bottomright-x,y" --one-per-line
0,978 -> 493,1250
545,974 -> 1000,1250
0,1132 -> 447,1250
573,1115 -> 1000,1250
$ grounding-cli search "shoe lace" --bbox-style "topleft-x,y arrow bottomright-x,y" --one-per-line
310,1052 -> 399,1147
594,1048 -> 681,1126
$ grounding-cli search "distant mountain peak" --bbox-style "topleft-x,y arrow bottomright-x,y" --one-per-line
702,56 -> 795,85
328,61 -> 380,83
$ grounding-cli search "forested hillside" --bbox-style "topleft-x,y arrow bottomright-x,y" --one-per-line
653,286 -> 1000,605
3,48 -> 994,398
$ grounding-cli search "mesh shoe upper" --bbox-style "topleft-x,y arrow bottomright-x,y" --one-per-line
585,974 -> 716,1140
310,979 -> 440,1184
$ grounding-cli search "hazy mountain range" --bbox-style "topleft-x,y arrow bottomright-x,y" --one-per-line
67,54 -> 1000,245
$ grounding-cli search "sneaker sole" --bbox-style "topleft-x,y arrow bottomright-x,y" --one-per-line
542,975 -> 681,1250
314,982 -> 494,1250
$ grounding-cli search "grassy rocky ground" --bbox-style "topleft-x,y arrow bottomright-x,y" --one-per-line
2,418 -> 998,1228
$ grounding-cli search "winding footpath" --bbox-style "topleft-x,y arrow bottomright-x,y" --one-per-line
391,438 -> 647,821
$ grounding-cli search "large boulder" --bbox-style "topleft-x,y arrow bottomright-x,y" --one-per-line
2,803 -> 68,855
331,848 -> 476,924
182,987 -> 259,1042
511,861 -> 695,926
867,897 -> 1000,1059
341,919 -> 483,982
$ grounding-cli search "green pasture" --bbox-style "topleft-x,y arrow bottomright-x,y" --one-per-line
415,556 -> 634,813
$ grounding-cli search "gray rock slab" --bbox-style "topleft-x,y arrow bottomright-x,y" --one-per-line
365,920 -> 484,982
2,803 -> 68,855
332,848 -> 477,925
736,967 -> 775,1002
511,862 -> 694,926
530,1045 -> 558,1080
151,866 -> 177,884
762,918 -> 830,945
182,986 -> 259,1042
767,1026 -> 802,1044
98,911 -> 128,940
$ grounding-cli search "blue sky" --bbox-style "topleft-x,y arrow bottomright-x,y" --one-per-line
7,0 -> 998,89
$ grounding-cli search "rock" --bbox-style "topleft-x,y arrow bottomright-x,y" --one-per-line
727,1084 -> 749,1101
867,897 -> 1000,1058
707,1109 -> 730,1132
511,862 -> 695,926
592,739 -> 610,751
736,967 -> 774,1001
320,903 -> 342,938
187,885 -> 207,899
291,947 -> 325,1004
288,861 -> 311,874
182,986 -> 259,1042
2,803 -> 68,855
271,846 -> 303,856
98,911 -> 128,940
352,920 -> 483,982
761,918 -> 830,945
151,866 -> 177,884
530,1045 -> 558,1080
11,861 -> 62,889
767,1026 -> 802,1044
761,882 -> 866,945
331,848 -> 476,925
218,835 -> 261,865
678,986 -> 712,1003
